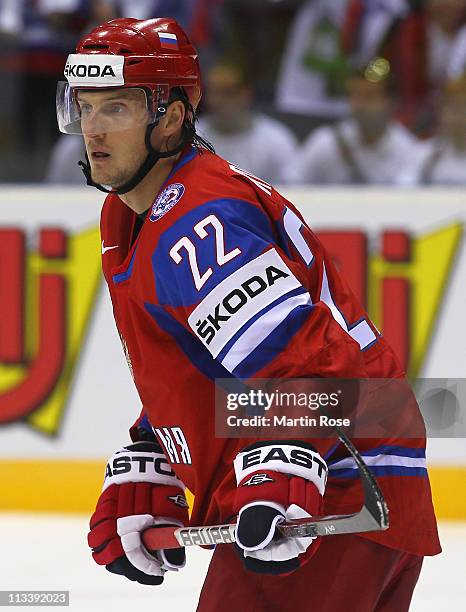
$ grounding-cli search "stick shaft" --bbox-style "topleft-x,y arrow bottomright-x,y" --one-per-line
142,506 -> 387,551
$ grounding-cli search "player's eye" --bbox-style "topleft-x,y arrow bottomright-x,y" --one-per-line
105,103 -> 126,115
79,103 -> 92,115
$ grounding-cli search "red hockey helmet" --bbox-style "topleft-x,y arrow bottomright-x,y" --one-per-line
57,17 -> 202,134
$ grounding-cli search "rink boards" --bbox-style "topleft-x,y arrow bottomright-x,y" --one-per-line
0,186 -> 465,518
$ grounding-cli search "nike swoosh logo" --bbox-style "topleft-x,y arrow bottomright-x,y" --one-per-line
102,240 -> 119,255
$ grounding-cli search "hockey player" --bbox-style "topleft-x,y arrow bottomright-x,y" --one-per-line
56,18 -> 441,611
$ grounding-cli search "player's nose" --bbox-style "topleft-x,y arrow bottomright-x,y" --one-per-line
81,111 -> 107,138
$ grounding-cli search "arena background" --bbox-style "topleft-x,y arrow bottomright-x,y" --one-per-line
1,1 -> 466,609
0,186 -> 464,520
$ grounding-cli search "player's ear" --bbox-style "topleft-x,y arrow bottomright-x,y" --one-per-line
162,101 -> 186,135
151,100 -> 185,151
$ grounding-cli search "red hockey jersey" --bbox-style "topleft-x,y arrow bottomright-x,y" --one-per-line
99,146 -> 440,556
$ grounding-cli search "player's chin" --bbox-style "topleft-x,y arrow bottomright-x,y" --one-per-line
90,161 -> 138,189
90,167 -> 119,188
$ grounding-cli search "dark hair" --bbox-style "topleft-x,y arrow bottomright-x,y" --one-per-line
169,86 -> 215,153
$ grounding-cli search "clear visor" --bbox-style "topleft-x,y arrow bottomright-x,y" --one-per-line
56,82 -> 169,134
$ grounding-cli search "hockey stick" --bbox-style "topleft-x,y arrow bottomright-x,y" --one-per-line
142,427 -> 389,550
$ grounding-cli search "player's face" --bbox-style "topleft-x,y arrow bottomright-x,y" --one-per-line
78,89 -> 150,188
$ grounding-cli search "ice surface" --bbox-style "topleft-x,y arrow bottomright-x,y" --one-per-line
0,514 -> 464,611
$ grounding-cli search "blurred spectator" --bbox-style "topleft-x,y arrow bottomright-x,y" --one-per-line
88,1 -> 227,74
449,24 -> 466,78
0,1 -> 22,162
16,1 -> 91,149
286,58 -> 427,185
425,0 -> 466,81
95,0 -> 191,30
0,0 -> 21,33
45,135 -> 85,183
197,61 -> 299,184
0,0 -> 94,181
341,0 -> 466,135
221,0 -> 304,107
188,0 -> 225,64
416,76 -> 466,185
276,0 -> 350,119
94,0 -> 225,64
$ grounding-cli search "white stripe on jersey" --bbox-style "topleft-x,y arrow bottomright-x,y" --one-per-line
329,454 -> 427,471
188,249 -> 302,358
221,292 -> 312,372
283,207 -> 314,265
320,262 -> 376,350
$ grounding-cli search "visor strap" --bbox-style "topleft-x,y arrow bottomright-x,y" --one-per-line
78,154 -> 111,194
78,123 -> 188,195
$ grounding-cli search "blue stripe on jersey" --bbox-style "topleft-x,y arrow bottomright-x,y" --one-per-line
152,199 -> 276,308
113,248 -> 138,284
328,445 -> 427,478
275,218 -> 293,260
326,445 -> 426,465
362,445 -> 425,459
216,286 -> 309,364
231,301 -> 314,379
330,466 -> 428,478
324,442 -> 341,461
139,414 -> 154,435
144,302 -> 232,382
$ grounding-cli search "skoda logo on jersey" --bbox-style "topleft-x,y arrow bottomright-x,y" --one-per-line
150,183 -> 185,222
194,265 -> 290,346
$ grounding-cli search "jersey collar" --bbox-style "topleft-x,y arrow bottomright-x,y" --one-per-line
166,145 -> 199,182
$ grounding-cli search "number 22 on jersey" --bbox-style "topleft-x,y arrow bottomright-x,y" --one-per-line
169,214 -> 242,291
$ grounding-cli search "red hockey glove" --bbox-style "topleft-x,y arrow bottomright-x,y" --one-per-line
88,441 -> 189,585
233,440 -> 328,575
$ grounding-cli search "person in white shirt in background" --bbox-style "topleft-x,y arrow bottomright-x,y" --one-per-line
285,57 -> 428,186
427,0 -> 466,84
196,61 -> 299,185
416,75 -> 466,185
44,134 -> 86,183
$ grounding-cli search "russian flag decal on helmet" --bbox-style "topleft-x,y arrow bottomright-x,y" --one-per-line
158,32 -> 179,49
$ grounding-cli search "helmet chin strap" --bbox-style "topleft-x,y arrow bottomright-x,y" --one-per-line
78,122 -> 188,195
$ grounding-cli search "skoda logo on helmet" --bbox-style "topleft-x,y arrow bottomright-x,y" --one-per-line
64,63 -> 116,79
64,54 -> 125,87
